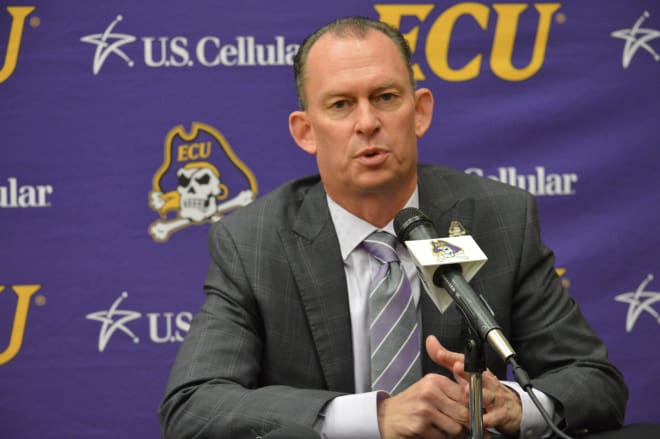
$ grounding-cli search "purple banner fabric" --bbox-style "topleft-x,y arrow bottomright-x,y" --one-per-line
1,1 -> 658,437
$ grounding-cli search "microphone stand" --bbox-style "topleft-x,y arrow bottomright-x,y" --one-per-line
463,330 -> 575,439
393,208 -> 574,439
464,331 -> 485,439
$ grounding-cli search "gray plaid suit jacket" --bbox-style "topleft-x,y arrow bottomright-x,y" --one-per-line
159,164 -> 627,438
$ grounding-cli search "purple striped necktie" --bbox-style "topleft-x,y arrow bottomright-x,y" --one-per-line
363,231 -> 421,395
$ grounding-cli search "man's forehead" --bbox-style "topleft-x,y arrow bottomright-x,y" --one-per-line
310,28 -> 393,56
305,30 -> 406,77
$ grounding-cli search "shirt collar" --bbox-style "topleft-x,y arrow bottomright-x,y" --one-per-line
327,188 -> 420,261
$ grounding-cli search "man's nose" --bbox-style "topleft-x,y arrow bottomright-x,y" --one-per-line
354,101 -> 380,136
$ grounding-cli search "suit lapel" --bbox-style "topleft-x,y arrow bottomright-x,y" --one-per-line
417,166 -> 476,375
279,182 -> 355,393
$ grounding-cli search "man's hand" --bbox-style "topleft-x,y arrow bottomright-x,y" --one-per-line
377,373 -> 469,439
481,369 -> 522,435
426,335 -> 522,436
376,335 -> 522,438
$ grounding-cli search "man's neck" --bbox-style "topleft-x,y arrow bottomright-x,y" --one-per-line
327,182 -> 417,228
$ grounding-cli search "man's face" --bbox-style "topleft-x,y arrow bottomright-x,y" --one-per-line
289,30 -> 433,205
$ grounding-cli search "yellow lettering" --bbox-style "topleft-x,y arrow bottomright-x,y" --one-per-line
375,2 -> 559,82
0,285 -> 41,365
177,145 -> 189,161
490,3 -> 561,81
189,144 -> 200,160
0,6 -> 36,84
373,4 -> 435,81
194,142 -> 211,159
426,3 -> 490,81
177,142 -> 211,161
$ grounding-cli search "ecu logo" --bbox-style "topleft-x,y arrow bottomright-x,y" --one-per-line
431,239 -> 464,260
149,122 -> 258,242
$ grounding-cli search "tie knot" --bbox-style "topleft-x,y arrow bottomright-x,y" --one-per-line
363,231 -> 399,263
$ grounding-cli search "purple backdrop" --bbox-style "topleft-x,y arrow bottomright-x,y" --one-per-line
2,1 -> 659,437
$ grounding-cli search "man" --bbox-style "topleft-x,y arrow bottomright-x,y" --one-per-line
159,17 -> 627,439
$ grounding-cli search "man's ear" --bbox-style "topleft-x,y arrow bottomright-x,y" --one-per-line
289,111 -> 317,155
413,88 -> 434,138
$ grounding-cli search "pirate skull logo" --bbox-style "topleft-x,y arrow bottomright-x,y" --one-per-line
177,162 -> 227,223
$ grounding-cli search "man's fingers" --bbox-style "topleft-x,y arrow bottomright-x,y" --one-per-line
426,335 -> 465,368
423,337 -> 522,435
378,377 -> 469,439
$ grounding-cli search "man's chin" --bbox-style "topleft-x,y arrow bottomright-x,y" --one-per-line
353,171 -> 414,197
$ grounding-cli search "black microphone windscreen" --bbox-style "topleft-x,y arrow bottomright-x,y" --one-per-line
394,207 -> 436,242
261,425 -> 321,439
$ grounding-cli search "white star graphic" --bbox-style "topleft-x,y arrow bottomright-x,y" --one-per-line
80,15 -> 136,75
611,11 -> 660,69
615,274 -> 660,332
86,292 -> 142,352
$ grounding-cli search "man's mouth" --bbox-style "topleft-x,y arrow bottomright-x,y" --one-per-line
359,147 -> 386,158
357,147 -> 389,165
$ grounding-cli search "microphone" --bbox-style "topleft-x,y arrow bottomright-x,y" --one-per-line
394,207 -> 516,363
261,425 -> 321,439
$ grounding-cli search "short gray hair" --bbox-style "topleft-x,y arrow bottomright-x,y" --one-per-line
293,17 -> 416,110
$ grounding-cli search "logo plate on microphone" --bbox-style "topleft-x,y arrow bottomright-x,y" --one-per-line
404,236 -> 487,312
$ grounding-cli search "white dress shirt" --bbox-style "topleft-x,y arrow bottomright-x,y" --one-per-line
318,188 -> 555,439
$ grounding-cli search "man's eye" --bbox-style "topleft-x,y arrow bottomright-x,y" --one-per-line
378,92 -> 400,103
373,92 -> 400,108
332,100 -> 347,109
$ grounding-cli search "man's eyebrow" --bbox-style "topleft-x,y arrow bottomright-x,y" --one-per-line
318,91 -> 350,105
371,81 -> 409,95
318,81 -> 405,103
373,81 -> 397,91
